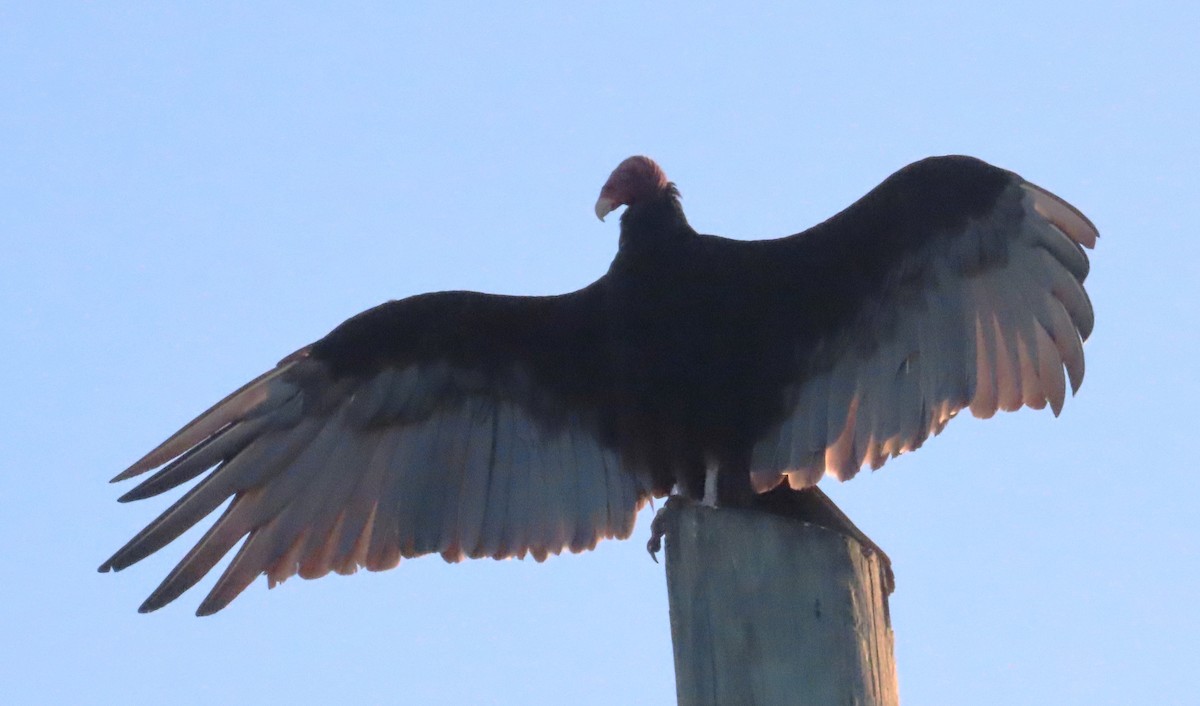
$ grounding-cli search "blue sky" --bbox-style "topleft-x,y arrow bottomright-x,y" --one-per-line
3,3 -> 1197,704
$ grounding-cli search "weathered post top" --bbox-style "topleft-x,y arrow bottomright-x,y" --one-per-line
664,500 -> 898,706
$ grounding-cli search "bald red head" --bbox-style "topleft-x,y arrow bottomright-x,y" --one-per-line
595,156 -> 670,221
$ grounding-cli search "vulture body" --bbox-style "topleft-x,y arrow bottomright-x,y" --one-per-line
101,155 -> 1098,615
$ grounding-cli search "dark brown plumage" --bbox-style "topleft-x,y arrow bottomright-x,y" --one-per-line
101,155 -> 1097,614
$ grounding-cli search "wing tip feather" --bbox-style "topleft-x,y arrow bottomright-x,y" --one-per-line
112,361 -> 302,482
1022,182 -> 1098,249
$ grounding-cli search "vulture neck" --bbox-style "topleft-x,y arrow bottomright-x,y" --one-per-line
616,187 -> 693,254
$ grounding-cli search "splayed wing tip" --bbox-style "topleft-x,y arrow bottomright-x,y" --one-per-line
111,460 -> 155,483
194,600 -> 223,617
116,488 -> 143,503
1022,182 -> 1098,249
112,361 -> 302,484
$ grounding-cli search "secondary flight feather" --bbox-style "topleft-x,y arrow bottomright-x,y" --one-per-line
101,155 -> 1097,615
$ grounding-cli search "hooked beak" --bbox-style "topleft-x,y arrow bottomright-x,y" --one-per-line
594,195 -> 618,222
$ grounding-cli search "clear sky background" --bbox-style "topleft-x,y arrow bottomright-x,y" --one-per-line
3,3 -> 1197,705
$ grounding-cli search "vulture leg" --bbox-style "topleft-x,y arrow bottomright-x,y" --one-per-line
702,460 -> 720,507
647,458 -> 750,560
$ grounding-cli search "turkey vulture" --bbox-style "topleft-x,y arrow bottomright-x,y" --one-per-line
101,155 -> 1097,615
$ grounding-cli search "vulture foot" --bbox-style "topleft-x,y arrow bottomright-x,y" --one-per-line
646,495 -> 692,562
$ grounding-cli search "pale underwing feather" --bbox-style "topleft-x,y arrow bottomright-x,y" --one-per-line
970,308 -> 999,419
824,359 -> 858,477
452,397 -> 496,560
996,313 -> 1024,412
525,416 -> 555,562
364,423 -> 415,571
1015,332 -> 1045,410
1040,295 -> 1086,393
502,407 -> 535,559
330,429 -> 399,572
269,422 -> 380,582
564,421 -> 600,551
417,404 -> 467,557
796,374 -> 830,482
1050,263 -> 1095,341
295,431 -> 386,578
476,400 -> 515,559
772,396 -> 796,470
551,427 -> 576,554
600,442 -> 626,535
395,411 -> 446,558
1031,218 -> 1091,280
1036,322 -> 1068,415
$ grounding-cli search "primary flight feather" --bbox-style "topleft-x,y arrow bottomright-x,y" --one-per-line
101,155 -> 1097,615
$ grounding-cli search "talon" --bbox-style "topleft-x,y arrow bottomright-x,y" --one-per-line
647,507 -> 668,562
646,494 -> 689,562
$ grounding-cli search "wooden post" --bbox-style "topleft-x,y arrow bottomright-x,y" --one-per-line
664,503 -> 898,706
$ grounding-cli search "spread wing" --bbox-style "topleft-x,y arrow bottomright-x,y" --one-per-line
100,286 -> 650,615
746,156 -> 1097,490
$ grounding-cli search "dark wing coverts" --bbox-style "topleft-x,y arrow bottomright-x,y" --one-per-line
745,157 -> 1096,491
100,287 -> 650,615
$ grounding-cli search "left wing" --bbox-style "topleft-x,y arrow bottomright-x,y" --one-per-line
101,287 -> 652,615
744,156 -> 1097,491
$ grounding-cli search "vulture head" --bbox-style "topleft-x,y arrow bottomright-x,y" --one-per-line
594,156 -> 672,221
